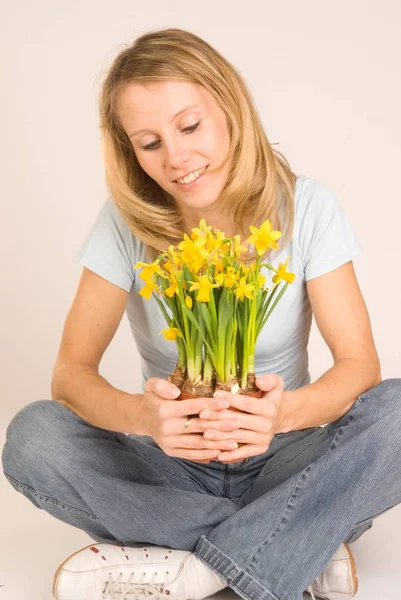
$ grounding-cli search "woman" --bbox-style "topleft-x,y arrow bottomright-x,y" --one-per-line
3,27 -> 401,600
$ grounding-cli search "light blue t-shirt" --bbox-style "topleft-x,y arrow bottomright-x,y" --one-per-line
76,175 -> 362,393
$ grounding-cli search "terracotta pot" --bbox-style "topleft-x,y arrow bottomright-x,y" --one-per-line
178,389 -> 263,401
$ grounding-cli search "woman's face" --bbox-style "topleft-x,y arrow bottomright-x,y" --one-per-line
116,80 -> 231,218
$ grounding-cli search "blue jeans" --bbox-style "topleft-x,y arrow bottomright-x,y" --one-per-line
2,378 -> 401,600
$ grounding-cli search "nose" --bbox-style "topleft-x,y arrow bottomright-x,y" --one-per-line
163,138 -> 192,171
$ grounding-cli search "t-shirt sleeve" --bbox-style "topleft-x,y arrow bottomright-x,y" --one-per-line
75,198 -> 136,292
297,177 -> 362,281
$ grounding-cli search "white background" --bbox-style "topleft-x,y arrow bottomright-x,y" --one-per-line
1,1 -> 400,598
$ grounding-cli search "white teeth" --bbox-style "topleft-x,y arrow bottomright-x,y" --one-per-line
176,166 -> 206,185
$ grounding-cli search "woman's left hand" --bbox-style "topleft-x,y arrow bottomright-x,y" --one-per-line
199,373 -> 285,463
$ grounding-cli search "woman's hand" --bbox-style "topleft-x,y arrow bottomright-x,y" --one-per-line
198,374 -> 285,463
137,377 -> 242,463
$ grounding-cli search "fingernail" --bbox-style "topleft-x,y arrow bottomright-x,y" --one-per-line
213,391 -> 226,397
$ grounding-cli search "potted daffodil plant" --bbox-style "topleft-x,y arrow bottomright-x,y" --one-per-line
134,218 -> 296,404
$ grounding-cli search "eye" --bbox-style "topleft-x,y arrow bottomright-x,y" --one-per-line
183,121 -> 200,134
141,121 -> 201,151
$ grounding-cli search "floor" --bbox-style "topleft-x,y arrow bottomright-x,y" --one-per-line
1,473 -> 401,600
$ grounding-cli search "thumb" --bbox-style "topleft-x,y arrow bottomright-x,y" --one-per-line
146,377 -> 181,399
165,382 -> 181,398
255,373 -> 284,392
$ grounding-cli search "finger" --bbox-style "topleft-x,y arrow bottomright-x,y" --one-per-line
145,377 -> 181,399
203,429 -> 241,442
255,373 -> 284,392
254,374 -> 285,410
167,434 -> 239,452
173,415 -> 241,436
203,428 -> 265,445
199,408 -> 246,423
210,396 -> 277,420
198,416 -> 243,432
172,449 -> 222,460
212,374 -> 284,413
217,444 -> 262,462
174,397 -> 231,418
212,391 -> 263,415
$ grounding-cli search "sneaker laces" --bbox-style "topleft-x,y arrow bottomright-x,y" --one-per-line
306,584 -> 317,600
102,570 -> 181,600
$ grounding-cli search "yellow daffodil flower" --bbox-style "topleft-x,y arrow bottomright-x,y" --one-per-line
213,261 -> 224,277
160,327 -> 182,341
240,264 -> 250,278
189,275 -> 220,303
185,295 -> 193,309
235,277 -> 255,301
139,280 -> 160,300
178,234 -> 209,273
215,266 -> 239,288
214,229 -> 229,247
162,260 -> 174,274
246,220 -> 283,255
272,256 -> 296,284
165,275 -> 179,298
134,260 -> 164,283
231,235 -> 249,259
190,218 -> 212,241
167,245 -> 182,267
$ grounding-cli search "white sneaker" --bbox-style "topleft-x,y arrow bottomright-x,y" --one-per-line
53,542 -> 227,600
306,542 -> 359,600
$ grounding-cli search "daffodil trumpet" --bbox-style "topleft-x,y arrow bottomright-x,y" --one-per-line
134,218 -> 296,396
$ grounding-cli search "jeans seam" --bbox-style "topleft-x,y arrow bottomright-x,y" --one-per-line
4,472 -> 97,520
256,430 -> 326,480
353,500 -> 401,528
246,424 -> 342,573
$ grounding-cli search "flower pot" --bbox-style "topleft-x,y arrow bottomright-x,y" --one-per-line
178,389 -> 263,401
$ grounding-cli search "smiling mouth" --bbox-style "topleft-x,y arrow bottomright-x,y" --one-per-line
173,165 -> 209,183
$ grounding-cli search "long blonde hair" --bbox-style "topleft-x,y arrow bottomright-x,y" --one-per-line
99,27 -> 297,264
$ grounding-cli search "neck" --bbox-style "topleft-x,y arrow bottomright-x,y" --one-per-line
181,209 -> 250,241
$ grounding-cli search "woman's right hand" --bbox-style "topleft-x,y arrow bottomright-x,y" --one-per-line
136,377 -> 241,463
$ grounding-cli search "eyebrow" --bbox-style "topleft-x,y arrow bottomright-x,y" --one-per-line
128,104 -> 201,138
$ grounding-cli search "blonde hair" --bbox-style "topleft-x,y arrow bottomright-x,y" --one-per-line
99,27 -> 297,264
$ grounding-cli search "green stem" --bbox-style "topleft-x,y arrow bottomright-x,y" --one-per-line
187,355 -> 196,381
259,281 -> 289,332
203,349 -> 213,383
241,300 -> 248,388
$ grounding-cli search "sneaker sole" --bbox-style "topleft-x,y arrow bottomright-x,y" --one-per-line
344,542 -> 359,595
52,542 -> 105,598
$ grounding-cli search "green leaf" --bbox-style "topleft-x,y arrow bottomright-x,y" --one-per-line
201,302 -> 212,335
217,288 -> 231,372
256,286 -> 278,336
182,304 -> 217,363
258,282 -> 289,334
153,294 -> 172,326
